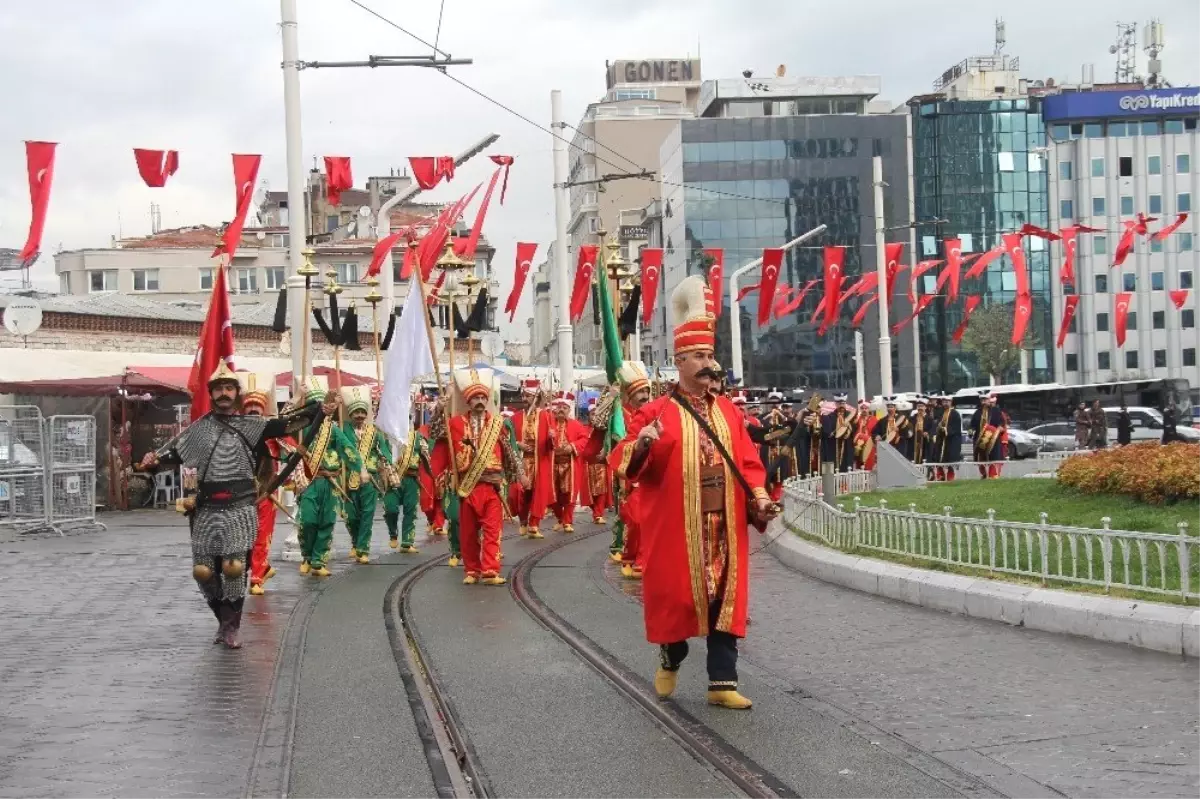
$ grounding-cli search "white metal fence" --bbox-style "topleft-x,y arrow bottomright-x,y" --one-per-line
785,469 -> 877,499
781,483 -> 1198,601
0,405 -> 104,535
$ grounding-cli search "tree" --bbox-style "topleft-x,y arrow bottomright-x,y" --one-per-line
958,302 -> 1039,385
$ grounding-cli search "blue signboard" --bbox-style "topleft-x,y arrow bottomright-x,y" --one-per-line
1042,87 -> 1200,121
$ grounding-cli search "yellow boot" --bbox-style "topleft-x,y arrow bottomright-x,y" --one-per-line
552,522 -> 563,532
447,555 -> 460,567
528,528 -> 545,540
481,574 -> 506,586
249,583 -> 265,596
299,561 -> 311,575
357,554 -> 370,564
707,689 -> 753,709
400,545 -> 419,554
621,564 -> 634,579
264,566 -> 277,581
563,524 -> 574,533
519,525 -> 529,537
349,548 -> 359,560
311,565 -> 331,577
609,552 -> 623,563
463,573 -> 478,585
654,668 -> 678,698
388,538 -> 399,549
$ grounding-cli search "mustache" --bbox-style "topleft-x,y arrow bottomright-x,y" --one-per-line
695,368 -> 722,380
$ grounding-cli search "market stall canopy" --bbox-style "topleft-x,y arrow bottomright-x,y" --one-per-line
0,368 -> 191,398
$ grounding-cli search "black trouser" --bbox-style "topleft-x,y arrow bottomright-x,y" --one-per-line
659,599 -> 740,691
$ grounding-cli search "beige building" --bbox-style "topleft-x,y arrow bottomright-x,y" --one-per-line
557,58 -> 701,366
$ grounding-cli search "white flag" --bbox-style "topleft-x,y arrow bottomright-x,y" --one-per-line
376,276 -> 435,448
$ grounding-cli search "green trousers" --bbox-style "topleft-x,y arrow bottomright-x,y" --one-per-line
384,475 -> 420,547
444,490 -> 461,558
345,482 -> 378,554
299,477 -> 338,568
609,487 -> 625,553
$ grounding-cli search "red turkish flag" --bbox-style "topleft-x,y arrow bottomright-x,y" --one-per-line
365,231 -> 404,279
736,283 -> 759,302
951,295 -> 983,343
1134,212 -> 1157,236
1011,293 -> 1033,346
771,284 -> 793,319
409,156 -> 456,190
758,248 -> 784,326
416,183 -> 480,281
843,272 -> 878,301
133,148 -> 179,188
851,295 -> 878,327
570,245 -> 599,323
1153,213 -> 1189,241
908,259 -> 942,301
400,244 -> 417,281
1059,227 -> 1079,288
1113,221 -> 1137,267
1169,289 -> 1190,310
19,141 -> 57,262
640,248 -> 664,324
777,278 -> 818,318
884,242 -> 905,307
891,294 -> 935,335
1002,233 -> 1029,297
941,238 -> 964,302
186,265 -> 236,422
1019,223 -> 1061,241
506,242 -> 539,321
816,246 -> 846,334
703,248 -> 724,318
1114,292 -> 1134,347
488,155 -> 514,204
962,245 -> 1004,281
213,154 -> 261,261
1057,295 -> 1080,349
427,270 -> 447,307
323,156 -> 353,206
453,167 -> 502,260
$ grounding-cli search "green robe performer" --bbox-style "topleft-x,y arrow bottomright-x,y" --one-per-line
296,376 -> 365,576
427,398 -> 463,566
341,385 -> 391,564
385,427 -> 429,553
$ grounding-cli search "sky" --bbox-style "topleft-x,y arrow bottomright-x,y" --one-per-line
1,0 -> 1197,339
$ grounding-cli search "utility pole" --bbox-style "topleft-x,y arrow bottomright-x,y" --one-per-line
280,0 -> 309,389
551,89 -> 574,389
854,330 -> 866,401
872,155 -> 894,397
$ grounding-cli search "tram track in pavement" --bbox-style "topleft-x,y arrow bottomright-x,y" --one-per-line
382,525 -> 798,798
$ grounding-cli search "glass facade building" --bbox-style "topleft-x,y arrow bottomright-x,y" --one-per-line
654,114 -> 914,395
911,96 -> 1052,390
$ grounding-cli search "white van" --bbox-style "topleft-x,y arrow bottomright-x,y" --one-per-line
1103,406 -> 1200,443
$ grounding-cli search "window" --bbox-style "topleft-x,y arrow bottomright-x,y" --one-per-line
921,235 -> 937,256
959,233 -> 974,252
1098,351 -> 1111,370
582,190 -> 598,206
1093,235 -> 1107,255
1090,157 -> 1105,177
1123,273 -> 1136,291
200,268 -> 214,290
88,270 -> 117,293
1126,311 -> 1137,330
1181,233 -> 1194,252
1151,237 -> 1164,253
334,262 -> 358,284
998,152 -> 1015,172
59,273 -> 70,294
1154,349 -> 1167,368
1153,310 -> 1165,329
1142,120 -> 1161,135
1183,270 -> 1194,289
1124,350 -> 1138,369
1085,123 -> 1104,139
1096,312 -> 1109,332
587,217 -> 601,234
132,268 -> 159,292
1069,314 -> 1078,333
1109,122 -> 1128,137
271,233 -> 289,248
1060,199 -> 1074,220
265,267 -> 285,290
1094,273 -> 1108,293
1065,353 -> 1079,372
235,268 -> 258,293
1148,155 -> 1161,175
326,216 -> 339,233
1070,122 -> 1083,138
1179,193 -> 1192,213
1151,271 -> 1164,291
1050,123 -> 1069,140
1185,348 -> 1198,367
1092,196 -> 1105,216
1120,195 -> 1134,215
1166,119 -> 1185,134
1178,153 -> 1191,174
614,88 -> 655,101
1149,194 -> 1162,214
1184,309 -> 1196,329
1119,156 -> 1133,177
1059,161 -> 1072,179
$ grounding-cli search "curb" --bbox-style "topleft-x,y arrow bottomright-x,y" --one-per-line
765,521 -> 1199,658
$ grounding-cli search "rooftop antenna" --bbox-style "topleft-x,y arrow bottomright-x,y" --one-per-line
1109,22 -> 1139,83
1143,19 -> 1168,87
994,18 -> 1006,56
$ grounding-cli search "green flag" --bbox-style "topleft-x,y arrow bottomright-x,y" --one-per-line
596,276 -> 627,445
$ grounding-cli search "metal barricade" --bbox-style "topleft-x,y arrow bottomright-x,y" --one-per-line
46,415 -> 105,533
0,405 -> 53,534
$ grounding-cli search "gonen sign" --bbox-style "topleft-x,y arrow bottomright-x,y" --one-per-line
606,59 -> 701,88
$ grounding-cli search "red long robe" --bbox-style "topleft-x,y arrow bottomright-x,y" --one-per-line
607,405 -> 647,567
512,408 -> 554,522
623,393 -> 768,644
579,427 -> 612,515
548,416 -> 590,508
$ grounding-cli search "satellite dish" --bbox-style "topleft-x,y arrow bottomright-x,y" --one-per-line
358,206 -> 371,218
3,298 -> 42,336
255,231 -> 267,241
776,64 -> 786,77
479,332 -> 504,358
574,353 -> 586,367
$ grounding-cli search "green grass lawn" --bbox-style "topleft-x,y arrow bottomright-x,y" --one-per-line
849,479 -> 1196,536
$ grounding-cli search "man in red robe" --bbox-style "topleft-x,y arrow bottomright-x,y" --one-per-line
622,275 -> 778,710
445,368 -> 528,585
511,378 -> 553,538
581,398 -> 612,523
240,373 -> 284,597
547,391 -> 589,533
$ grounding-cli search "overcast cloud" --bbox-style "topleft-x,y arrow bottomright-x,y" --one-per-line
1,0 -> 1197,337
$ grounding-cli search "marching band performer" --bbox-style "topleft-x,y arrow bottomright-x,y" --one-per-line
596,361 -> 653,575
384,408 -> 430,554
443,368 -> 528,585
623,276 -> 777,710
822,393 -> 858,473
547,392 -> 589,533
852,399 -> 877,471
427,398 -> 464,566
789,394 -> 823,477
512,379 -> 553,539
871,396 -> 911,467
969,391 -> 1006,479
582,398 -> 612,524
757,391 -> 798,501
239,372 -> 284,597
929,393 -> 963,481
905,396 -> 932,466
139,364 -> 326,648
340,386 -> 392,565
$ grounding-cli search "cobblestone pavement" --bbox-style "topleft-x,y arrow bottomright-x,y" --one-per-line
598,538 -> 1199,798
0,510 -> 389,798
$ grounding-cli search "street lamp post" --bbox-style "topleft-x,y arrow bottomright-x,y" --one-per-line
728,225 -> 828,385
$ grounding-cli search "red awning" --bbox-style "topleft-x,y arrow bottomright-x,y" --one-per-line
0,368 -> 191,398
275,366 -> 377,391
126,366 -> 191,393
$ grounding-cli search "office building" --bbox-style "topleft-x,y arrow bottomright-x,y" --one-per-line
909,54 -> 1053,391
1044,85 -> 1199,395
648,73 -> 915,394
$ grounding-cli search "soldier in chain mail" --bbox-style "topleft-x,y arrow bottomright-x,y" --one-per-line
141,363 -> 326,649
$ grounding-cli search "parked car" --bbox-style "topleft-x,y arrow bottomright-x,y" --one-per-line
958,410 -> 1041,459
1103,406 -> 1200,443
1025,422 -> 1081,452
